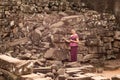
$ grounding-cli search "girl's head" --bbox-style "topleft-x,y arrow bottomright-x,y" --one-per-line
71,29 -> 76,34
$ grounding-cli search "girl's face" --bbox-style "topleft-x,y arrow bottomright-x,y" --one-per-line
71,29 -> 76,34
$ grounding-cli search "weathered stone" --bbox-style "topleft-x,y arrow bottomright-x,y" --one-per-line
52,68 -> 57,74
114,31 -> 120,40
74,74 -> 91,80
50,21 -> 64,28
20,73 -> 42,80
58,75 -> 66,80
113,41 -> 120,48
0,55 -> 33,75
104,60 -> 120,70
34,60 -> 45,67
44,48 -> 56,59
42,42 -> 50,48
91,76 -> 110,80
112,75 -> 120,80
84,73 -> 97,77
104,43 -> 112,50
96,68 -> 104,73
0,76 -> 5,80
104,64 -> 120,70
45,72 -> 54,78
67,76 -> 90,80
80,65 -> 96,73
97,47 -> 106,53
30,31 -> 41,45
113,48 -> 119,53
88,47 -> 98,54
66,69 -> 81,74
57,68 -> 65,75
105,31 -> 114,37
0,1 -> 120,80
77,54 -> 84,62
65,62 -> 81,67
33,66 -> 52,73
61,15 -> 82,21
44,48 -> 68,60
83,54 -> 97,62
85,39 -> 99,46
20,73 -> 52,80
102,37 -> 114,43
51,61 -> 63,69
0,68 -> 17,80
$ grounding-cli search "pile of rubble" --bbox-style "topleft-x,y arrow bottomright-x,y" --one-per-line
0,0 -> 120,62
0,0 -> 120,80
0,55 -> 120,80
0,9 -> 120,62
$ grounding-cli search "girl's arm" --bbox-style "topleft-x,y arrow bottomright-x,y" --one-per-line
70,34 -> 79,43
63,37 -> 70,43
70,38 -> 79,43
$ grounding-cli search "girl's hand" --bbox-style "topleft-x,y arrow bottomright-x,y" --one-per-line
63,37 -> 70,42
70,40 -> 74,42
70,39 -> 79,43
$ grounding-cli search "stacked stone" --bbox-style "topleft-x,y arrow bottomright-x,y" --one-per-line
0,0 -> 120,62
0,0 -> 82,54
1,0 -> 120,80
0,0 -> 23,53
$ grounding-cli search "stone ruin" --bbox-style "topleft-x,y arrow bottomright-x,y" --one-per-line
0,0 -> 120,80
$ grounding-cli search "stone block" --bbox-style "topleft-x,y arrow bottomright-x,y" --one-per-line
88,47 -> 98,54
67,76 -> 90,80
83,54 -> 97,62
44,48 -> 68,60
66,69 -> 81,74
113,41 -> 120,48
104,43 -> 112,50
80,65 -> 96,73
106,50 -> 113,54
103,37 -> 114,43
112,75 -> 120,80
44,48 -> 56,58
113,48 -> 119,53
74,74 -> 91,80
77,54 -> 84,62
33,66 -> 52,73
20,73 -> 52,80
114,31 -> 120,40
104,64 -> 120,70
66,67 -> 82,75
97,47 -> 106,53
65,62 -> 81,67
58,75 -> 66,80
0,1 -> 10,6
50,21 -> 64,28
84,73 -> 97,77
91,76 -> 110,80
0,13 -> 5,19
85,39 -> 99,46
104,31 -> 114,37
0,76 -> 5,80
20,73 -> 42,80
57,68 -> 65,75
0,55 -> 33,75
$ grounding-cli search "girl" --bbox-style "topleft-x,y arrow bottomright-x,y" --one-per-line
64,29 -> 79,62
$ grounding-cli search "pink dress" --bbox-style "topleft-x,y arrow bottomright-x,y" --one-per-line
70,34 -> 78,47
69,34 -> 79,62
